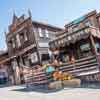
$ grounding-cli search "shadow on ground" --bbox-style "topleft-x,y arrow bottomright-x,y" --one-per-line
80,82 -> 100,89
0,83 -> 12,88
10,83 -> 100,93
11,85 -> 63,93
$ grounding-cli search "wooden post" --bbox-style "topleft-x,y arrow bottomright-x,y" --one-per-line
90,35 -> 98,55
89,35 -> 100,71
12,58 -> 21,85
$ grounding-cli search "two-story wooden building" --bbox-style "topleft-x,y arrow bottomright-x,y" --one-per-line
49,10 -> 100,82
5,11 -> 62,84
0,50 -> 15,84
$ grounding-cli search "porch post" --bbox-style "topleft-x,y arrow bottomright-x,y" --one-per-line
90,35 -> 100,72
12,58 -> 21,85
89,35 -> 98,55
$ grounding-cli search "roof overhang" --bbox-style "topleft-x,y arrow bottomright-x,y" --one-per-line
49,26 -> 100,49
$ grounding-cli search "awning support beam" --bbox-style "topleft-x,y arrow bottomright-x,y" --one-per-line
90,35 -> 98,55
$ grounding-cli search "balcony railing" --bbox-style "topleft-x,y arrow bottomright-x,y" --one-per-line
59,55 -> 100,77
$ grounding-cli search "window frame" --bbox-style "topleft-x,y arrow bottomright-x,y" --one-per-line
38,28 -> 44,37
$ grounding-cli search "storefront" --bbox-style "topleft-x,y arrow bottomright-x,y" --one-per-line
49,26 -> 100,82
0,52 -> 14,85
0,68 -> 8,84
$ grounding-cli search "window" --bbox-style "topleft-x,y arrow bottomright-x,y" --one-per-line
45,29 -> 49,38
98,18 -> 100,23
24,32 -> 28,41
33,27 -> 38,33
62,54 -> 69,63
84,20 -> 92,27
72,25 -> 78,32
41,54 -> 50,61
16,34 -> 21,47
23,55 -> 30,67
68,27 -> 72,33
80,43 -> 92,57
12,38 -> 15,48
20,32 -> 28,43
20,33 -> 24,41
30,53 -> 38,63
11,59 -> 18,70
96,43 -> 100,53
8,40 -> 12,47
80,43 -> 91,51
24,59 -> 30,67
38,28 -> 43,37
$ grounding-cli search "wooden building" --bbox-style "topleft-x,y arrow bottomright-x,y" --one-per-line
0,51 -> 14,84
49,10 -> 100,82
5,11 -> 62,84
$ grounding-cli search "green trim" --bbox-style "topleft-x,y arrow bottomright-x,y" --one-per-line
72,16 -> 86,24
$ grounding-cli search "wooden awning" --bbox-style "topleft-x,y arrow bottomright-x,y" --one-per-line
49,26 -> 100,49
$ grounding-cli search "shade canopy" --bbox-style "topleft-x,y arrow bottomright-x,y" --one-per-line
49,26 -> 100,49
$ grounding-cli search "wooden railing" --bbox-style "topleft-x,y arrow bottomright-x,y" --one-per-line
96,54 -> 100,64
59,55 -> 100,77
24,67 -> 48,86
24,55 -> 100,86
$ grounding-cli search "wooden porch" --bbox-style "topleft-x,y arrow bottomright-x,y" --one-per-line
49,26 -> 100,82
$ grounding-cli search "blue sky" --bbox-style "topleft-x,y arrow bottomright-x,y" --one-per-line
0,0 -> 100,50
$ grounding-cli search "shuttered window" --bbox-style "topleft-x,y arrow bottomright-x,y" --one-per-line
38,28 -> 43,37
30,52 -> 38,63
45,29 -> 49,38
